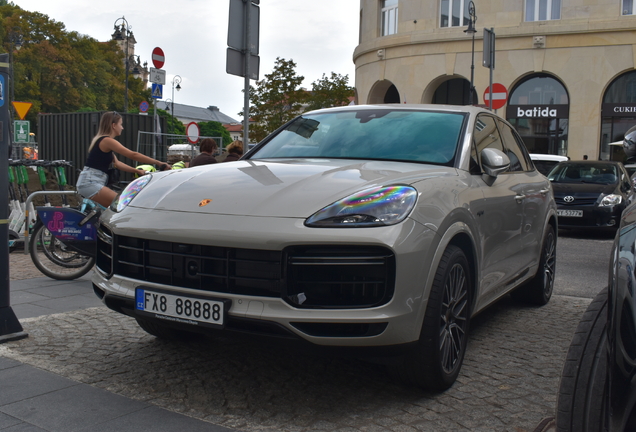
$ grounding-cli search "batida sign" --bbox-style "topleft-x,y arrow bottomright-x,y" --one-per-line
507,104 -> 568,119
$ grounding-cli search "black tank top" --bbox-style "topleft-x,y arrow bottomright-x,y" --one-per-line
85,136 -> 114,173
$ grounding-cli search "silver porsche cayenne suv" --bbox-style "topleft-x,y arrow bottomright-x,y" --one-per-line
93,104 -> 557,391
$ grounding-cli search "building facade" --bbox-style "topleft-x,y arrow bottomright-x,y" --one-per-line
354,0 -> 636,160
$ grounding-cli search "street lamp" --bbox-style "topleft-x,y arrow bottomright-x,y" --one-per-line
164,98 -> 173,134
112,16 -> 133,112
464,1 -> 477,105
8,27 -> 23,159
129,55 -> 142,79
170,75 -> 182,124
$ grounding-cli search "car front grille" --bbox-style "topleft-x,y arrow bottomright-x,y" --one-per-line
555,197 -> 598,206
96,230 -> 395,309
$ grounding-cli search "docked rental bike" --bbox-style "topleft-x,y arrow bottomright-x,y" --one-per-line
25,159 -> 121,280
26,164 -> 159,280
28,197 -> 102,280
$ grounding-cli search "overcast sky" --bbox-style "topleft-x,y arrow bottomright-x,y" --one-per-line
14,0 -> 360,123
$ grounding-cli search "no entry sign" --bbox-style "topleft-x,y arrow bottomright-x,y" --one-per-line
186,122 -> 200,144
152,47 -> 165,69
483,83 -> 508,110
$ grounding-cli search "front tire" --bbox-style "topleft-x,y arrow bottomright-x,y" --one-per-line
556,287 -> 607,432
512,225 -> 556,305
29,221 -> 94,280
393,245 -> 472,391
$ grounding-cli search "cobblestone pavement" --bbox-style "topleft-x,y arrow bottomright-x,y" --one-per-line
9,250 -> 47,280
1,256 -> 591,432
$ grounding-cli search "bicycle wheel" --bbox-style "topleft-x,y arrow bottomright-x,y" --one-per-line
29,221 -> 95,280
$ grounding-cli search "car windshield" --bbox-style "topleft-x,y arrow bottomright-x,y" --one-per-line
250,109 -> 467,165
533,160 -> 561,176
548,163 -> 619,184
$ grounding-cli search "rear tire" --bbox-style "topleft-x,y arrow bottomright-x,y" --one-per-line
392,245 -> 472,391
512,225 -> 556,305
29,221 -> 94,280
556,287 -> 607,432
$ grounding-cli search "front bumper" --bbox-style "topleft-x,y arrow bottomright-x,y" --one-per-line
556,204 -> 624,229
92,207 -> 439,348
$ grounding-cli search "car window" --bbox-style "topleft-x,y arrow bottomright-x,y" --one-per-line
471,114 -> 505,173
498,120 -> 529,172
548,163 -> 619,184
251,109 -> 467,165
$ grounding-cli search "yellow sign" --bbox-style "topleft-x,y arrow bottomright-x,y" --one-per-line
12,101 -> 32,120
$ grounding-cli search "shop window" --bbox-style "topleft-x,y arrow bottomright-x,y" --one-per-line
507,74 -> 569,156
440,0 -> 471,27
381,0 -> 398,36
509,75 -> 568,106
525,0 -> 561,21
601,70 -> 636,160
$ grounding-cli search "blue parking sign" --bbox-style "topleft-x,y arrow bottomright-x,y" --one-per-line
151,83 -> 163,99
0,75 -> 5,107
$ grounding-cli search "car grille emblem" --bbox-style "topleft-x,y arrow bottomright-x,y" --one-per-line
564,196 -> 575,203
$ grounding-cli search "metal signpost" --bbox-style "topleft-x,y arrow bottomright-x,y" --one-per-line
227,0 -> 260,147
151,47 -> 165,161
483,28 -> 496,111
0,52 -> 27,343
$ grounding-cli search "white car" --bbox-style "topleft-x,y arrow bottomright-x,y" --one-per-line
529,153 -> 569,176
93,104 -> 557,391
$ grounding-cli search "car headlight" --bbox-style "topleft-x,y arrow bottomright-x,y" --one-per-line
110,175 -> 152,212
305,185 -> 418,228
599,194 -> 622,207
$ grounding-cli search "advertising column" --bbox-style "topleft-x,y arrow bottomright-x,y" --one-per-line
0,53 -> 27,343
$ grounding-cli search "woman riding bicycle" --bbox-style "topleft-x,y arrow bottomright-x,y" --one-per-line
76,111 -> 171,207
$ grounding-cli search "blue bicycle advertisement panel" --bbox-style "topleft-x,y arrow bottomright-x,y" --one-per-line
37,207 -> 97,241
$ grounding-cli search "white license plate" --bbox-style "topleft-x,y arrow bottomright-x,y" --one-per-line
135,288 -> 225,327
557,209 -> 583,217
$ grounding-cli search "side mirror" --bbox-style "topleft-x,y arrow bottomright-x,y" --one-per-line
481,148 -> 511,178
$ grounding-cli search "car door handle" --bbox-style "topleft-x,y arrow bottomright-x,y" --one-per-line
539,189 -> 550,195
515,194 -> 526,202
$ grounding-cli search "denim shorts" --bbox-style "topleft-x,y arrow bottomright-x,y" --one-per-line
76,166 -> 108,199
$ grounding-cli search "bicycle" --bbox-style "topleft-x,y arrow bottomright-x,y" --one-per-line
27,197 -> 102,280
25,168 -> 157,280
24,160 -> 103,280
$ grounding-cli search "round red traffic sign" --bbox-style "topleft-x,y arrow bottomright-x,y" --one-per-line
483,83 -> 508,110
186,122 -> 200,144
139,101 -> 149,113
152,47 -> 165,69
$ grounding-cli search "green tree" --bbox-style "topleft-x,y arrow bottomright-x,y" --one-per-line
198,121 -> 231,146
305,72 -> 354,112
0,4 -> 150,128
162,109 -> 186,136
242,57 -> 308,142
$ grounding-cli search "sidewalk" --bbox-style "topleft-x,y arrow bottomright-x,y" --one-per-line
1,274 -> 235,432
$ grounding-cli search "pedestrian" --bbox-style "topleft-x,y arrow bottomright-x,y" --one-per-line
223,140 -> 243,162
189,138 -> 219,167
76,111 -> 170,207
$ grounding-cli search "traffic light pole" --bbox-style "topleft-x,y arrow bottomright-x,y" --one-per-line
0,52 -> 28,344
